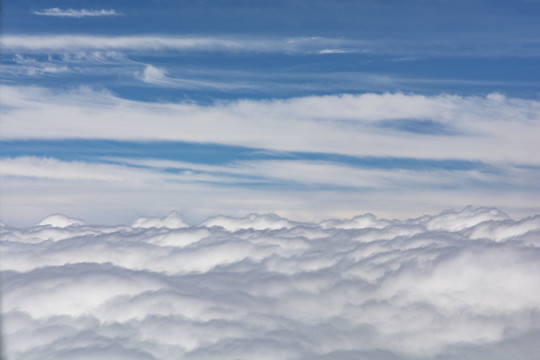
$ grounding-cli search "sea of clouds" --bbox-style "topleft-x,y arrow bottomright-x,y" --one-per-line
2,206 -> 540,359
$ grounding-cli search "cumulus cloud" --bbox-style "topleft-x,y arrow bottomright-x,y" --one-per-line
33,8 -> 121,17
38,214 -> 85,228
132,211 -> 188,229
2,207 -> 540,359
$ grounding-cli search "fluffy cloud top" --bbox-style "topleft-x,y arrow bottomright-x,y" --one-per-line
2,207 -> 540,359
37,214 -> 85,228
132,211 -> 188,229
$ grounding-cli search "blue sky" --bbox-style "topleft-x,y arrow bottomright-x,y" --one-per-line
1,0 -> 540,225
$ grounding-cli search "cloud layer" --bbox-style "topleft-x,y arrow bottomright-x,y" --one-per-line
2,207 -> 540,359
1,85 -> 538,225
2,86 -> 539,165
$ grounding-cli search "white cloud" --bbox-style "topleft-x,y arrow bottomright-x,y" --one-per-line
2,34 -> 538,57
33,8 -> 121,18
201,213 -> 297,231
138,64 -> 167,82
0,35 -> 359,54
136,64 -> 253,89
319,48 -> 355,54
3,54 -> 72,77
0,156 -> 144,182
2,207 -> 540,359
1,155 -> 538,227
5,53 -> 523,94
1,87 -> 538,226
132,211 -> 188,229
38,214 -> 85,228
1,86 -> 539,166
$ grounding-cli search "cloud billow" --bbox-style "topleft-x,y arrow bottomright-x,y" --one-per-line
2,206 -> 540,359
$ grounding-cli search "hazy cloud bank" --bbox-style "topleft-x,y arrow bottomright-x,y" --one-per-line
2,207 -> 540,359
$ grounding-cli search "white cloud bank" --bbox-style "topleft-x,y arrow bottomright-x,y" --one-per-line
1,86 -> 539,165
32,8 -> 121,17
2,207 -> 540,359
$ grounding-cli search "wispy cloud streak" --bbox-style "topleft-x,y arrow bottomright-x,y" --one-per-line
32,8 -> 121,17
136,65 -> 253,90
0,35 -> 360,54
2,34 -> 539,57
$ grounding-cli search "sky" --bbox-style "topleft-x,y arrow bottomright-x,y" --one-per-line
1,0 -> 540,226
1,1 -> 540,359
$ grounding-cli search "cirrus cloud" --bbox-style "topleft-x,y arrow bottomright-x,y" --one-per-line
32,8 -> 121,18
1,86 -> 539,165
